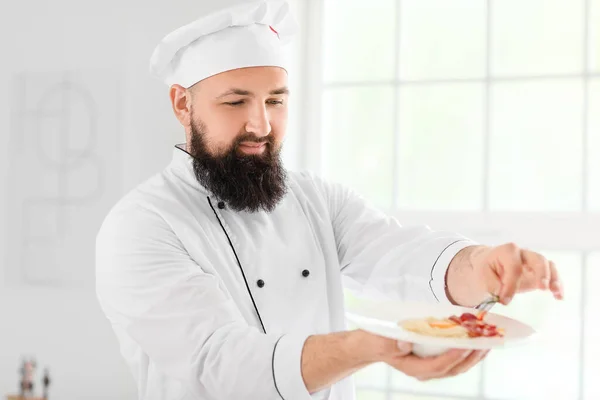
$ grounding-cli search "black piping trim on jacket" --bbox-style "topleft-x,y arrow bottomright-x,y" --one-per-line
272,336 -> 285,399
428,240 -> 462,302
207,196 -> 267,334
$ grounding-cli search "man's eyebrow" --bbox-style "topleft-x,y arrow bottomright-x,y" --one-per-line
270,86 -> 289,95
216,86 -> 289,99
217,88 -> 252,99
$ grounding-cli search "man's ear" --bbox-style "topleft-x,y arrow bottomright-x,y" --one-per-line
169,84 -> 191,126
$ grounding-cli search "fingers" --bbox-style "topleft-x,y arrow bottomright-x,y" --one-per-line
388,347 -> 491,381
480,265 -> 502,298
392,349 -> 472,380
509,247 -> 564,300
445,350 -> 489,377
477,243 -> 564,306
497,243 -> 523,304
549,260 -> 564,300
396,341 -> 413,356
521,250 -> 551,290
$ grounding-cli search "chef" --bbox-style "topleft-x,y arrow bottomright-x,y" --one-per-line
95,1 -> 564,399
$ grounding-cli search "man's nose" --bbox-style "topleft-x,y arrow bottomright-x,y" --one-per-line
245,105 -> 271,137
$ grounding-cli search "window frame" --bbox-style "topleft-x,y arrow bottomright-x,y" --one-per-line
295,0 -> 600,399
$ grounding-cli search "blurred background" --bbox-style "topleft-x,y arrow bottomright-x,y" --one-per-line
1,0 -> 599,399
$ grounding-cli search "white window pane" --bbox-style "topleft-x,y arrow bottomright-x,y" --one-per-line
484,251 -> 582,400
322,87 -> 394,209
323,0 -> 396,82
399,0 -> 485,80
397,83 -> 484,210
591,0 -> 600,72
391,322 -> 480,397
391,365 -> 481,397
589,80 -> 600,211
584,252 -> 600,400
489,80 -> 583,211
356,391 -> 386,400
492,0 -> 584,76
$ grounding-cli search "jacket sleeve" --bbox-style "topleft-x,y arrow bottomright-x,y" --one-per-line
95,203 -> 311,400
316,178 -> 477,304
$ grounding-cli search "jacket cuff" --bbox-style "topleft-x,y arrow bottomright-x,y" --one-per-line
272,334 -> 313,400
430,240 -> 479,305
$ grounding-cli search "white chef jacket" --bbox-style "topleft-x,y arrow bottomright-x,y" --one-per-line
95,145 -> 476,400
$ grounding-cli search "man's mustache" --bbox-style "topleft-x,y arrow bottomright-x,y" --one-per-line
234,133 -> 273,145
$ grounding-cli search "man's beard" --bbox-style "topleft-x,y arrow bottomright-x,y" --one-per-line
189,118 -> 287,213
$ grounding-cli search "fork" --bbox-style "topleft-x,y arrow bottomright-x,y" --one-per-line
475,293 -> 500,314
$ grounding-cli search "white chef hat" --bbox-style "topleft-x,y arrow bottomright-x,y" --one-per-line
149,0 -> 298,88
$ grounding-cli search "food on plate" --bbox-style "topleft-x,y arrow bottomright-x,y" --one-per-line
400,310 -> 505,338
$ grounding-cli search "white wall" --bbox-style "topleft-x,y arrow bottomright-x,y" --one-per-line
0,1 -> 306,398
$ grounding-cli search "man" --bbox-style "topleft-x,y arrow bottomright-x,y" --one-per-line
95,1 -> 564,399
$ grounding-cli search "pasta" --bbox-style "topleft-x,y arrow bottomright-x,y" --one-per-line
400,311 -> 504,338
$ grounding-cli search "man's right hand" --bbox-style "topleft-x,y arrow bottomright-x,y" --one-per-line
383,341 -> 489,381
301,329 -> 488,394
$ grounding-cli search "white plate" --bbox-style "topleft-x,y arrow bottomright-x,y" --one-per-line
346,298 -> 537,357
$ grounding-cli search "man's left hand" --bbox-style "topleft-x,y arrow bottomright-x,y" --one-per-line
469,243 -> 564,305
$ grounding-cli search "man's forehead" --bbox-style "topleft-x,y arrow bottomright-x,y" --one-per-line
190,67 -> 288,97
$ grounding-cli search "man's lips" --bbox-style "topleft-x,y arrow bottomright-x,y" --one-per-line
238,141 -> 267,154
239,141 -> 267,148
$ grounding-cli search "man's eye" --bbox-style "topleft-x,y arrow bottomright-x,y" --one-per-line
225,100 -> 244,106
268,100 -> 284,105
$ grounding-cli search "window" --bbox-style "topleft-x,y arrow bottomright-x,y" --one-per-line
299,0 -> 600,399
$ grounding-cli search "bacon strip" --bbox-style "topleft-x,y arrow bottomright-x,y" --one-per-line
429,312 -> 504,338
